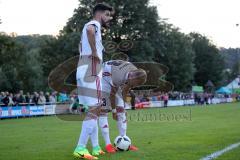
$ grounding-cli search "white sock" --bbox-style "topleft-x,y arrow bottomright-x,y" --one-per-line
77,119 -> 97,147
99,116 -> 111,145
90,119 -> 99,148
117,112 -> 127,136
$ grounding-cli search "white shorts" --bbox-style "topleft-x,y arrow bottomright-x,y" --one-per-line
101,78 -> 125,110
76,56 -> 102,106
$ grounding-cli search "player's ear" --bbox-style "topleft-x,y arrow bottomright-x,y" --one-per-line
128,69 -> 147,80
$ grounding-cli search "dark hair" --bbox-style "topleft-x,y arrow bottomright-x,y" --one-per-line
93,3 -> 112,15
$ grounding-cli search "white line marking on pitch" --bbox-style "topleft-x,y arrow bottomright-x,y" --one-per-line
200,142 -> 240,160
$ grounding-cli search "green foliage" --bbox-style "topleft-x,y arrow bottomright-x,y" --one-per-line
39,33 -> 79,77
231,61 -> 240,78
61,0 -> 197,91
0,34 -> 53,92
190,33 -> 224,87
20,49 -> 45,91
220,48 -> 240,84
220,48 -> 240,70
16,35 -> 57,91
62,0 -> 162,62
0,34 -> 25,92
154,27 -> 195,91
0,1 -> 227,92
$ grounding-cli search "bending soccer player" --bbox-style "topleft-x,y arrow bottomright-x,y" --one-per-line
99,60 -> 147,153
73,3 -> 113,160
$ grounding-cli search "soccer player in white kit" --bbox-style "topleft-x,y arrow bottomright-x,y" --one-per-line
73,3 -> 112,160
99,60 -> 147,153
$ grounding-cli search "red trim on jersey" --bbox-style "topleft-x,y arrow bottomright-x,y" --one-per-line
91,57 -> 97,76
96,76 -> 101,103
116,107 -> 125,113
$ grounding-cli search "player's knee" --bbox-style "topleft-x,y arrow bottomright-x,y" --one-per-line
101,126 -> 109,134
117,112 -> 126,120
86,126 -> 94,134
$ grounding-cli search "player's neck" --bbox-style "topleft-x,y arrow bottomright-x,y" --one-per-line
93,16 -> 102,26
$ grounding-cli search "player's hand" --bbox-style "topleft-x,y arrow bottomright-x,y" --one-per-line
112,112 -> 118,121
88,106 -> 102,116
89,52 -> 100,63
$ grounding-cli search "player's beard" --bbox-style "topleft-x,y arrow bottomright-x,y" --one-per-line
102,19 -> 110,28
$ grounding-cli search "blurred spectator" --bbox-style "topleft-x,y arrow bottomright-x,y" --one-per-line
140,94 -> 149,102
0,92 -> 4,102
58,92 -> 69,102
18,90 -> 26,103
200,94 -> 204,105
38,91 -> 46,104
32,92 -> 39,105
25,92 -> 31,103
49,92 -> 57,104
1,92 -> 9,106
8,93 -> 14,106
163,93 -> 169,107
14,93 -> 21,105
157,93 -> 162,101
45,92 -> 50,103
237,94 -> 240,101
204,92 -> 209,105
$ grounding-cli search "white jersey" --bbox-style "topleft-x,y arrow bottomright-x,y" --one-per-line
79,20 -> 104,60
103,60 -> 137,87
102,60 -> 136,109
76,20 -> 104,106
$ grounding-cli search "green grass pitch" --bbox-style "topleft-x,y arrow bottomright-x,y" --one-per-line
0,102 -> 240,160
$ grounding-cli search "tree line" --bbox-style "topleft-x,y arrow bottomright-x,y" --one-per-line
1,0 -> 237,93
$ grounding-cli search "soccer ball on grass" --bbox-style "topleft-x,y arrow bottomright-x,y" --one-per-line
114,135 -> 131,151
